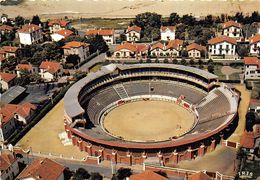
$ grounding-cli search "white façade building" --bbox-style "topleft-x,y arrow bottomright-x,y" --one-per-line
85,29 -> 114,45
249,34 -> 260,56
18,24 -> 43,45
160,26 -> 176,41
222,20 -> 243,40
208,36 -> 237,59
244,57 -> 260,80
125,25 -> 142,42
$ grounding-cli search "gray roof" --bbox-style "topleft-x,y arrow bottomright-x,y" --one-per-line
64,63 -> 218,118
0,86 -> 26,104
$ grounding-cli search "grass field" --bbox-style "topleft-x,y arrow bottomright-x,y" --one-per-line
72,18 -> 132,31
103,100 -> 194,141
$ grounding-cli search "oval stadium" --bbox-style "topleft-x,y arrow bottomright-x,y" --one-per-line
64,64 -> 240,165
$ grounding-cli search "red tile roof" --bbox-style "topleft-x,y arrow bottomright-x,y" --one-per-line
0,152 -> 16,171
17,158 -> 65,180
187,43 -> 206,52
244,57 -> 259,66
223,20 -> 241,29
151,42 -> 164,50
55,29 -> 74,37
0,72 -> 16,82
48,19 -> 70,27
250,99 -> 260,106
240,131 -> 255,149
39,61 -> 61,74
0,103 -> 36,126
160,26 -> 176,32
188,172 -> 211,180
0,25 -> 14,31
130,170 -> 167,180
85,29 -> 114,36
1,46 -> 19,53
18,24 -> 41,33
127,25 -> 142,33
16,64 -> 33,71
0,55 -> 6,62
62,41 -> 90,49
168,39 -> 183,46
249,34 -> 260,44
208,35 -> 237,45
114,42 -> 148,52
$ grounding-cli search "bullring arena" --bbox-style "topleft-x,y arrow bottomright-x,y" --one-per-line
64,63 -> 240,165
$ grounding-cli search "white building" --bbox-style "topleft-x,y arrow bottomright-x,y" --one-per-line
208,36 -> 237,59
0,72 -> 16,90
1,14 -> 8,23
222,20 -> 243,40
112,42 -> 148,59
186,43 -> 206,59
16,63 -> 38,77
62,41 -> 90,63
244,57 -> 260,80
48,19 -> 71,33
160,26 -> 176,41
0,150 -> 20,180
39,61 -> 63,82
51,29 -> 74,42
18,24 -> 43,45
150,41 -> 179,57
85,29 -> 114,45
125,26 -> 141,42
249,34 -> 260,56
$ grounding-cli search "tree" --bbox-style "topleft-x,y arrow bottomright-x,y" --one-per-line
90,172 -> 103,180
181,50 -> 188,57
180,14 -> 196,26
15,16 -> 26,27
245,111 -> 256,132
237,44 -> 249,58
189,59 -> 195,66
114,168 -> 132,180
73,168 -> 90,180
31,15 -> 42,26
168,12 -> 180,26
207,62 -> 214,73
180,59 -> 187,65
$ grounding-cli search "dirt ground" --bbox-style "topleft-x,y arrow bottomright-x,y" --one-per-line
227,84 -> 251,143
1,0 -> 260,19
16,100 -> 86,159
103,100 -> 194,141
177,146 -> 237,176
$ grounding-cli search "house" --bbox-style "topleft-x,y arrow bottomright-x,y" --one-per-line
62,41 -> 90,63
48,19 -> 71,33
222,20 -> 243,40
17,158 -> 65,180
0,150 -> 20,180
249,99 -> 260,114
249,34 -> 260,56
1,86 -> 26,104
160,26 -> 176,41
130,170 -> 167,180
16,63 -> 38,77
51,29 -> 74,42
39,61 -> 63,81
125,25 -> 142,42
0,106 -> 17,142
85,29 -> 114,45
244,57 -> 260,80
0,103 -> 36,126
0,24 -> 14,35
208,35 -> 237,59
168,39 -> 183,51
1,14 -> 8,23
0,72 -> 16,90
112,42 -> 148,59
0,46 -> 20,58
186,43 -> 206,58
18,24 -> 43,45
0,55 -> 6,67
150,41 -> 180,57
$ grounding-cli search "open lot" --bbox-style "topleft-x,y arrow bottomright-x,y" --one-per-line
16,100 -> 86,159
